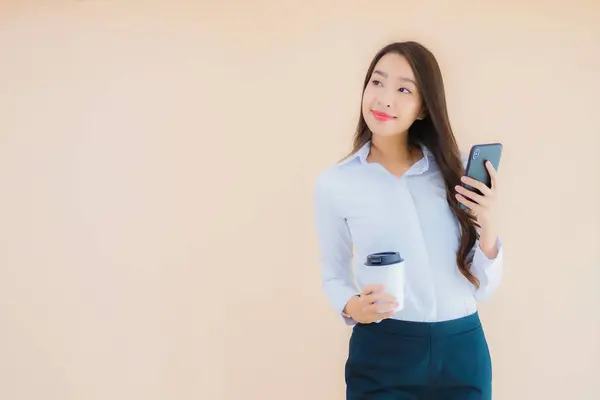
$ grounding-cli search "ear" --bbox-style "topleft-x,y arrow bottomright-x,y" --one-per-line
417,108 -> 427,120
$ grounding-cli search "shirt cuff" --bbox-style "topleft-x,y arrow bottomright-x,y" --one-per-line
336,292 -> 359,326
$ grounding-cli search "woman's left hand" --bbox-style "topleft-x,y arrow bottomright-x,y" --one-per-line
454,160 -> 499,258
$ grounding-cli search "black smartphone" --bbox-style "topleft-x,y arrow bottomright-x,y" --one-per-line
459,142 -> 503,209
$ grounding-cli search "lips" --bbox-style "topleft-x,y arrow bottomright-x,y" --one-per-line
371,110 -> 396,121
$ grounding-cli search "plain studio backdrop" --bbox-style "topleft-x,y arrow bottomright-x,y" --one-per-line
0,1 -> 598,399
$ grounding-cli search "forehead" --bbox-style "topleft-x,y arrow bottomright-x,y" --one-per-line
372,52 -> 416,81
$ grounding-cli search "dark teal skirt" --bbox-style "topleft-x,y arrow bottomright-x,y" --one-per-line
345,312 -> 492,400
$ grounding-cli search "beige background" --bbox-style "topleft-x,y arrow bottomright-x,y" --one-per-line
1,1 -> 598,399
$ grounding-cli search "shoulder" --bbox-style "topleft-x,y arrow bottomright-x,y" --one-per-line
314,159 -> 360,200
314,163 -> 345,194
421,148 -> 469,175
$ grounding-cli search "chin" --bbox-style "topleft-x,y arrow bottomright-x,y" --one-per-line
366,120 -> 404,137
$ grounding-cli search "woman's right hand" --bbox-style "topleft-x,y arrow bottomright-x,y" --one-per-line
344,284 -> 398,324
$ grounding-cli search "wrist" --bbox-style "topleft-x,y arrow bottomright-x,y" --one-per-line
479,230 -> 499,259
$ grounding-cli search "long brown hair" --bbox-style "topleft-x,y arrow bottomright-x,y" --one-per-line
348,41 -> 481,287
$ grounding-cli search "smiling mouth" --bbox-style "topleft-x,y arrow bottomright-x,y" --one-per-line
371,110 -> 396,121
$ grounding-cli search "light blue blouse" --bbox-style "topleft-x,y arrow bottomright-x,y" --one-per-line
313,141 -> 504,325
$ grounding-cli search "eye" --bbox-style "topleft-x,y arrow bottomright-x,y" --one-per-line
398,87 -> 412,94
371,79 -> 382,86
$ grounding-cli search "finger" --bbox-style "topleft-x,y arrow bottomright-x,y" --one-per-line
361,284 -> 384,295
369,309 -> 397,320
364,300 -> 398,313
454,185 -> 488,206
364,313 -> 394,324
460,176 -> 493,196
455,193 -> 481,213
366,297 -> 399,311
366,302 -> 398,315
485,161 -> 498,190
367,292 -> 397,304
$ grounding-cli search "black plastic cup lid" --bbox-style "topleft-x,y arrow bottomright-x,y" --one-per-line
365,251 -> 403,266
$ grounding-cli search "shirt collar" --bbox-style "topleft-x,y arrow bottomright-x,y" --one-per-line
338,141 -> 371,166
338,140 -> 433,175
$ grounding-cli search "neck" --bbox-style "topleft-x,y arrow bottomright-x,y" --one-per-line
369,133 -> 416,165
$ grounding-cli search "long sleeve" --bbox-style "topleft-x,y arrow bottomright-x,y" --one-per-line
313,174 -> 359,325
470,237 -> 504,301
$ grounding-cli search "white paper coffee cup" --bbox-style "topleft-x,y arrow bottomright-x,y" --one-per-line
363,251 -> 405,313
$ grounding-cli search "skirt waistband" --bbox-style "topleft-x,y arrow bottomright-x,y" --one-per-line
355,312 -> 482,337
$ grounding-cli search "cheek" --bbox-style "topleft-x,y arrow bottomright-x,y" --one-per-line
395,96 -> 421,119
361,89 -> 374,109
361,94 -> 375,119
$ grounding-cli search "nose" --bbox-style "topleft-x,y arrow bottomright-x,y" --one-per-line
377,89 -> 394,108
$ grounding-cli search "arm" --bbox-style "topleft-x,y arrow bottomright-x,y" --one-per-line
313,173 -> 359,325
456,155 -> 505,301
470,234 -> 504,301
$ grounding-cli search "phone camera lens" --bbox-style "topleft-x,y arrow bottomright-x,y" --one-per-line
473,150 -> 480,160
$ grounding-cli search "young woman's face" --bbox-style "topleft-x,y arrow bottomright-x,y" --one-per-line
361,52 -> 424,137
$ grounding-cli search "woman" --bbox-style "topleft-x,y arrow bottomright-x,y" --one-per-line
313,41 -> 504,399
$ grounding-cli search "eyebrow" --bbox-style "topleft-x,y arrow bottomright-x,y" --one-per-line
373,69 -> 417,85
